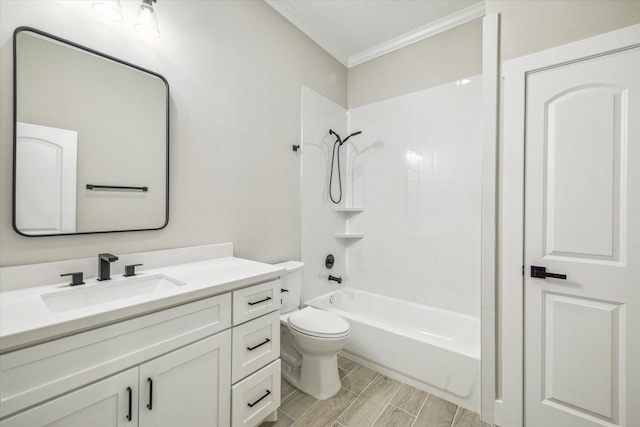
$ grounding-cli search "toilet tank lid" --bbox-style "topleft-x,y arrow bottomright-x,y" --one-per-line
275,261 -> 305,272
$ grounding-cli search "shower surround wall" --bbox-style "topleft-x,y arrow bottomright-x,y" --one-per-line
301,78 -> 482,316
299,86 -> 349,303
346,76 -> 482,316
347,76 -> 482,316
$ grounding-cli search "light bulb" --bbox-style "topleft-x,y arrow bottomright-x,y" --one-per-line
93,0 -> 123,21
135,0 -> 160,39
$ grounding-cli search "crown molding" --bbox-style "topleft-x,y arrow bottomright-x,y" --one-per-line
265,0 -> 485,69
348,2 -> 486,67
265,0 -> 350,67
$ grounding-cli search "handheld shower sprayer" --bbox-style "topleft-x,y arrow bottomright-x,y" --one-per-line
341,131 -> 362,145
328,129 -> 362,204
329,129 -> 362,146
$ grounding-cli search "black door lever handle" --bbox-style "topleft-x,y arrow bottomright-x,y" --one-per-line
531,265 -> 567,280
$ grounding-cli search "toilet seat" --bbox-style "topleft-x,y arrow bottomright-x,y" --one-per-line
288,307 -> 350,338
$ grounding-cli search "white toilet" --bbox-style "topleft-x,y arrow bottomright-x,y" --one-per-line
276,261 -> 351,400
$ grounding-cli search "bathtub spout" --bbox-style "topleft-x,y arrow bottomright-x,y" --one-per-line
328,275 -> 342,284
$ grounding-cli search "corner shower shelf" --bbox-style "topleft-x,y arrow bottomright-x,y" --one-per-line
334,234 -> 364,240
334,207 -> 364,240
334,207 -> 364,213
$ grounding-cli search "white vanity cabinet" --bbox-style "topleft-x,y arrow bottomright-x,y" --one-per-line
0,254 -> 287,427
231,280 -> 282,427
0,293 -> 232,426
1,332 -> 231,426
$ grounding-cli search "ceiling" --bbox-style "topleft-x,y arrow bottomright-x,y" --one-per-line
265,0 -> 485,68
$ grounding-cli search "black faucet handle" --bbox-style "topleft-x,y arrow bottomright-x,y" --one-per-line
124,264 -> 143,277
61,272 -> 85,286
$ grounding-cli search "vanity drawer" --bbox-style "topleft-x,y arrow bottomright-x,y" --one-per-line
0,293 -> 231,419
232,279 -> 281,325
232,311 -> 280,383
231,359 -> 281,427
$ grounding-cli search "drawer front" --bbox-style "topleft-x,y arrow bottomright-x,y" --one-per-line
232,359 -> 281,427
0,293 -> 231,419
232,311 -> 280,383
232,280 -> 281,325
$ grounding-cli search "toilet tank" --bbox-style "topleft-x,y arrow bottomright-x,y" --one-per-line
275,261 -> 305,313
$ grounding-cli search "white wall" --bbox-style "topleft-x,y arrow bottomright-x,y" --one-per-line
346,76 -> 483,316
487,0 -> 640,62
0,0 -> 347,267
347,18 -> 482,109
299,86 -> 349,302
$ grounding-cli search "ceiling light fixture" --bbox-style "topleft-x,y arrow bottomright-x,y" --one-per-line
92,0 -> 123,21
134,0 -> 160,39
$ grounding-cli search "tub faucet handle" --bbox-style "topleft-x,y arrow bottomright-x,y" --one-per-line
328,275 -> 342,284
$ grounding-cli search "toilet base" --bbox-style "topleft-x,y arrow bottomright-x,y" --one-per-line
281,353 -> 341,400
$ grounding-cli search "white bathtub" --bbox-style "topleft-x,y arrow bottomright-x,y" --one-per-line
305,288 -> 480,411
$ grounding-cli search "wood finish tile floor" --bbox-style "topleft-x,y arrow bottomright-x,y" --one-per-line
260,355 -> 491,427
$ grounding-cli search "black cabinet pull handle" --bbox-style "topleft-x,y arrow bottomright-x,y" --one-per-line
126,387 -> 133,421
147,378 -> 153,410
87,184 -> 148,192
280,288 -> 289,293
248,296 -> 271,306
247,338 -> 271,351
531,265 -> 567,280
248,390 -> 271,408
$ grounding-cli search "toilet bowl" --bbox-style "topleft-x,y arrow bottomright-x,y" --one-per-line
276,262 -> 350,400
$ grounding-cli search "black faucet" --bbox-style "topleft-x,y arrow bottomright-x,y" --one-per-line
328,275 -> 342,284
98,253 -> 119,281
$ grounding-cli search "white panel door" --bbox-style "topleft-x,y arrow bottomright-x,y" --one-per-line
0,368 -> 138,427
524,47 -> 639,427
138,331 -> 231,427
15,122 -> 77,234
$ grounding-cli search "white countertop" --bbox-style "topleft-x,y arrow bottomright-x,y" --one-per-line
0,257 -> 285,353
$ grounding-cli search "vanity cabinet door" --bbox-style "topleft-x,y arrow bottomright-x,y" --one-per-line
138,330 -> 232,427
0,368 -> 138,427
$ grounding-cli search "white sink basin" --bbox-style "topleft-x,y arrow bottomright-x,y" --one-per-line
41,275 -> 186,313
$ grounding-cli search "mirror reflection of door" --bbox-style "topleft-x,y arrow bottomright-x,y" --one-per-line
16,122 -> 78,235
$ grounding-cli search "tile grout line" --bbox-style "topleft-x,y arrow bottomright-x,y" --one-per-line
331,371 -> 382,426
366,376 -> 403,427
409,392 -> 431,427
367,382 -> 409,426
281,389 -> 297,403
278,387 -> 300,421
290,398 -> 320,425
341,367 -> 378,396
388,402 -> 418,419
371,387 -> 400,427
323,388 -> 358,427
278,407 -> 296,422
450,405 -> 462,427
332,388 -> 362,425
